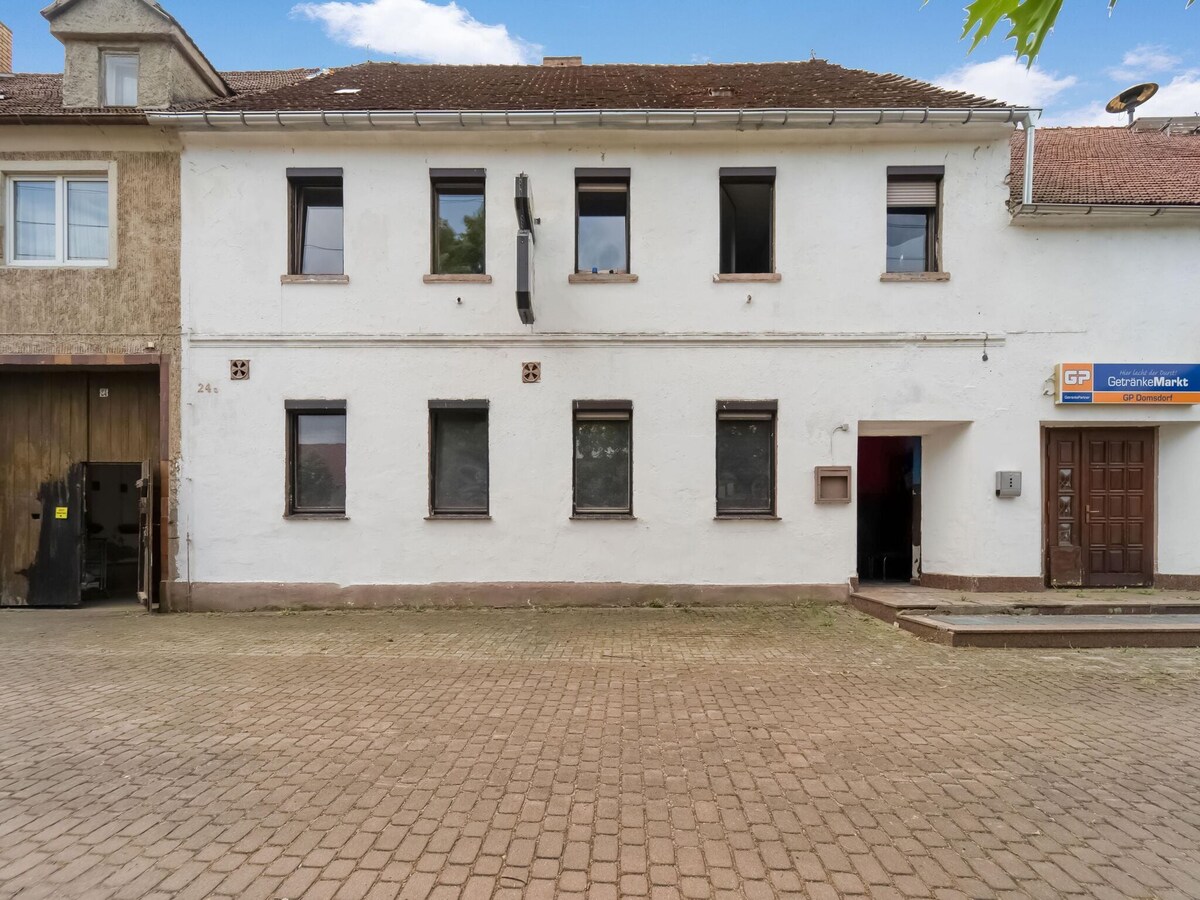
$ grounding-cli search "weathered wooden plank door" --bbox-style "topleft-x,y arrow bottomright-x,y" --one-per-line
0,373 -> 88,607
27,464 -> 86,607
1046,428 -> 1154,588
136,459 -> 155,610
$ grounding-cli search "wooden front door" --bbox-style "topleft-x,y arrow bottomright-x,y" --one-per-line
1046,428 -> 1154,588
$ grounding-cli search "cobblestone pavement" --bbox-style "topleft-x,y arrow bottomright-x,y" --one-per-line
2,604 -> 1200,900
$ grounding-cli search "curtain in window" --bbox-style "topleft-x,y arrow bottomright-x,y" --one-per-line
105,54 -> 139,106
67,181 -> 109,261
13,181 -> 56,261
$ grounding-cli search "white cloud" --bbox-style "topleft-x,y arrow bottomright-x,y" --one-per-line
1045,70 -> 1200,126
935,56 -> 1078,109
1109,44 -> 1182,83
1039,101 -> 1111,128
292,0 -> 539,64
1136,70 -> 1200,117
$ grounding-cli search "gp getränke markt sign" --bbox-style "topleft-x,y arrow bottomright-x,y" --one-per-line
1057,363 -> 1200,405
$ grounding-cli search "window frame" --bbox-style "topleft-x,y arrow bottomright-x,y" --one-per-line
4,172 -> 112,268
885,166 -> 943,274
430,169 -> 487,275
285,401 -> 348,518
718,167 -> 776,275
286,168 -> 344,276
575,168 -> 631,275
572,400 -> 634,518
428,400 -> 490,518
715,400 -> 778,518
101,50 -> 140,107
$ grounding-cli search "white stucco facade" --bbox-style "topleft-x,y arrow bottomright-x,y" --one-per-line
174,124 -> 1200,608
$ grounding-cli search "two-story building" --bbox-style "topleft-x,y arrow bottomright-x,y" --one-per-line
0,0 -> 311,608
144,52 -> 1200,610
5,0 -> 1198,612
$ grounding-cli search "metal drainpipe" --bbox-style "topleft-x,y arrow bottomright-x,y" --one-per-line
1023,118 -> 1035,206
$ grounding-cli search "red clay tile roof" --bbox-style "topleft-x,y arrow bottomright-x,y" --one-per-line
1011,126 -> 1200,206
222,69 -> 322,95
199,60 -> 1006,113
0,69 -> 317,120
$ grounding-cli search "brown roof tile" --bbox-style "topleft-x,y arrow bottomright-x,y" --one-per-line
200,60 -> 1006,113
221,68 -> 322,95
0,68 -> 317,119
1011,126 -> 1200,206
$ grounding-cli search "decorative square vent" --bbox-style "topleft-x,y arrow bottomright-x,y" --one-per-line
522,361 -> 541,383
230,359 -> 250,381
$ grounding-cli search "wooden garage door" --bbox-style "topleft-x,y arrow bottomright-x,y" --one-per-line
1046,428 -> 1154,588
1,370 -> 160,607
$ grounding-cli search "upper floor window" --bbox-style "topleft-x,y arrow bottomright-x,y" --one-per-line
576,168 -> 630,274
886,167 -> 943,274
287,168 -> 343,276
5,175 -> 109,266
719,168 -> 774,274
102,52 -> 139,107
430,169 -> 485,275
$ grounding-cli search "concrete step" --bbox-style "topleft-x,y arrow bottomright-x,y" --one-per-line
898,612 -> 1200,649
851,590 -> 1200,625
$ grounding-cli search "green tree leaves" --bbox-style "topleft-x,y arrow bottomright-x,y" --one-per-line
950,0 -> 1194,66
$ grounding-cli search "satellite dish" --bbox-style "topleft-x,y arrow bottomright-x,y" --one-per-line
1105,82 -> 1159,124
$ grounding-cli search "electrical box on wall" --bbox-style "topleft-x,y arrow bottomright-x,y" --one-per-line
814,466 -> 852,503
995,471 -> 1022,498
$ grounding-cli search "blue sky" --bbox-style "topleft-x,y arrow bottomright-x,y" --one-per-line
7,0 -> 1200,124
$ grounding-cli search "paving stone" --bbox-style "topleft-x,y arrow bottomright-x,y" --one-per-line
1,604 -> 1199,900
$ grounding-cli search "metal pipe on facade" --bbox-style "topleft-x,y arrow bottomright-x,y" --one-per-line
1023,121 -> 1035,206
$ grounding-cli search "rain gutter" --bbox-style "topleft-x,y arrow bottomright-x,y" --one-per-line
1010,202 -> 1200,222
146,106 -> 1038,133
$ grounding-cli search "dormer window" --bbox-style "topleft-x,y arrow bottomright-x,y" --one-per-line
102,52 -> 139,107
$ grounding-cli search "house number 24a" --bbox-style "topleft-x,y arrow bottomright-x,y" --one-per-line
197,383 -> 219,394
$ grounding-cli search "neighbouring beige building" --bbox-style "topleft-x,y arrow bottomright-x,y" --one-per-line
0,0 -> 307,608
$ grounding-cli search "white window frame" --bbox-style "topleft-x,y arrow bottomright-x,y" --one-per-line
102,51 -> 140,108
2,162 -> 117,268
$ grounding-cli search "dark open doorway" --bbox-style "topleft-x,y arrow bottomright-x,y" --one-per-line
857,437 -> 921,583
82,463 -> 142,603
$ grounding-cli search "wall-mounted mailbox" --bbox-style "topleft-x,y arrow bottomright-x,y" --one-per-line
996,470 -> 1022,498
815,466 -> 852,503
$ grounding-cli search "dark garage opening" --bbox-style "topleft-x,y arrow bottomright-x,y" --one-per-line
82,462 -> 142,603
858,436 -> 921,583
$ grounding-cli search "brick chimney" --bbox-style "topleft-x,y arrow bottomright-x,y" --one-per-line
0,22 -> 12,74
542,56 -> 582,67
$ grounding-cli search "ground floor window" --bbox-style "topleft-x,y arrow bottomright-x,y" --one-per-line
429,401 -> 489,516
573,401 -> 633,517
715,401 -> 776,517
286,401 -> 347,516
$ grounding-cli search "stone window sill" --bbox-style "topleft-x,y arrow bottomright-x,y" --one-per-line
569,273 -> 639,284
714,514 -> 781,521
281,274 -> 350,284
425,514 -> 492,520
712,273 -> 781,283
423,273 -> 492,284
570,514 -> 637,521
879,272 -> 950,283
285,513 -> 349,520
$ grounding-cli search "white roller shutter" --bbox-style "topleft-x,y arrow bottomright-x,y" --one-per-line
887,179 -> 938,207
